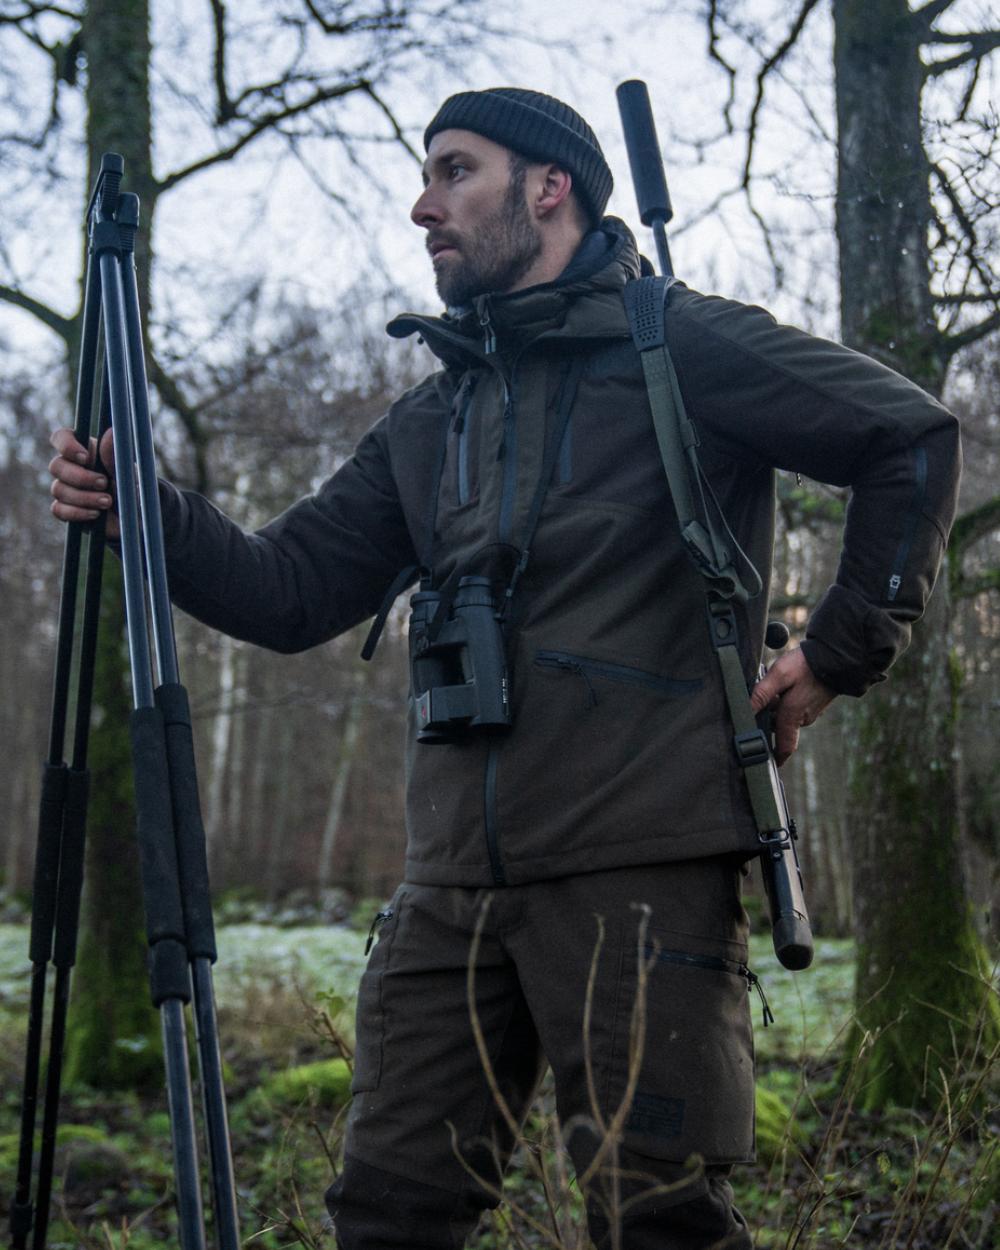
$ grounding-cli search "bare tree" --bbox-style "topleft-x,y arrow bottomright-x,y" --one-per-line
0,0 -> 489,1088
699,0 -> 1000,1107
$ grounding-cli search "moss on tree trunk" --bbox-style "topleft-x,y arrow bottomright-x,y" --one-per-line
64,560 -> 163,1089
847,588 -> 999,1109
834,0 -> 998,1107
63,0 -> 162,1090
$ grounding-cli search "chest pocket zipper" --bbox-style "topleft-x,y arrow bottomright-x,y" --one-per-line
535,650 -> 703,707
452,376 -> 478,507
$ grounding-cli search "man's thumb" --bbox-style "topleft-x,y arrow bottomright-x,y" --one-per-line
98,428 -> 116,478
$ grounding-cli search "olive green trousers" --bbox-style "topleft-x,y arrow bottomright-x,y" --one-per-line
327,859 -> 757,1249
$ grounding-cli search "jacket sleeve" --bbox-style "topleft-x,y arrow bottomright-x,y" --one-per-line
159,415 -> 418,653
667,289 -> 962,696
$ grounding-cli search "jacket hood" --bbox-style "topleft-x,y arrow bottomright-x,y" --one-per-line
387,217 -> 644,369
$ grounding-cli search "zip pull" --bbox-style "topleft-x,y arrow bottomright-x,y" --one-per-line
480,304 -> 496,355
365,907 -> 394,955
744,967 -> 774,1028
546,656 -> 597,708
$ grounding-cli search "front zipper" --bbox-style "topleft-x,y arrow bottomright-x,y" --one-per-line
484,742 -> 506,887
534,650 -> 703,706
558,411 -> 573,484
647,946 -> 774,1027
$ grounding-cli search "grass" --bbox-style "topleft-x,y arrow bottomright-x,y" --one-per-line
0,923 -> 995,1248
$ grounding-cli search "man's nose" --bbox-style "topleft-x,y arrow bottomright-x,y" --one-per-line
411,185 -> 442,228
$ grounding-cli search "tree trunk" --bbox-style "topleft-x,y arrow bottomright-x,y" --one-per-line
834,0 -> 998,1107
64,560 -> 163,1088
64,0 -> 161,1089
317,687 -> 367,891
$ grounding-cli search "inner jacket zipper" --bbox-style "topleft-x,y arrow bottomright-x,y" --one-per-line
535,650 -> 703,707
480,302 -> 520,547
453,376 -> 477,506
647,946 -> 775,1027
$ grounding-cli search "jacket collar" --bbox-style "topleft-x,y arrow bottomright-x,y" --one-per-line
387,218 -> 643,370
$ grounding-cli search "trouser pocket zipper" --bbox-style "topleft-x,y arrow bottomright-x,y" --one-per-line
365,908 -> 394,955
646,946 -> 775,1027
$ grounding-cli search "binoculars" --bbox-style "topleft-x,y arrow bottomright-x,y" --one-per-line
409,576 -> 511,744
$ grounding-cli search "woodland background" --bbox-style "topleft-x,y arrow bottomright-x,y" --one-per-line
0,1 -> 998,1245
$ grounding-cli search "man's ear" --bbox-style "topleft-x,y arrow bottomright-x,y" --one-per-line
534,164 -> 574,218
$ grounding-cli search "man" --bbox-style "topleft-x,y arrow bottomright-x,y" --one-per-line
49,89 -> 960,1249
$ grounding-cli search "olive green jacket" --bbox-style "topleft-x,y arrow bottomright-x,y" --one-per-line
161,220 -> 961,886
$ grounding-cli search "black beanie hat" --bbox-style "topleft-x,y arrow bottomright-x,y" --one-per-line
424,87 -> 613,224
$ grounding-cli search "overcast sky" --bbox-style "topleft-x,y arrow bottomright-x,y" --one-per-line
2,0 -> 993,365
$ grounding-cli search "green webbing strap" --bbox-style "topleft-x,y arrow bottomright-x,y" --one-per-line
707,598 -> 787,838
625,278 -> 757,604
625,276 -> 788,844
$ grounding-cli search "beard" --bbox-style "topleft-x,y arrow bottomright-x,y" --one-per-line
430,168 -> 542,307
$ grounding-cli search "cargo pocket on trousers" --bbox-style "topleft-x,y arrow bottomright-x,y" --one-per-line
350,889 -> 405,1094
606,929 -> 756,1165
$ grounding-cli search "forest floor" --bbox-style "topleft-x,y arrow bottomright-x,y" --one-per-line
0,920 -> 995,1248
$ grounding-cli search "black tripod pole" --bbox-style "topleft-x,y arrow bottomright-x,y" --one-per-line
116,192 -> 239,1250
93,170 -> 206,1249
12,153 -> 239,1250
10,202 -> 110,1250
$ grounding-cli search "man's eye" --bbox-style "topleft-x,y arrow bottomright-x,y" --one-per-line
448,164 -> 466,179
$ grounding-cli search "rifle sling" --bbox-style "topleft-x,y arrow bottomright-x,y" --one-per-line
624,275 -> 787,843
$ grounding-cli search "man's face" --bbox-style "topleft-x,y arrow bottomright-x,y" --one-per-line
412,128 -> 542,306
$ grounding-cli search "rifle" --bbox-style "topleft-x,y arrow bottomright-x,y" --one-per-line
616,79 -> 813,971
10,155 -> 240,1250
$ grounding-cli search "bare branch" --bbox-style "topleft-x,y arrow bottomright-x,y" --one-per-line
363,82 -> 420,162
147,355 -> 210,494
207,0 -> 235,123
912,0 -> 956,33
949,494 -> 1000,600
934,292 -> 999,305
706,0 -> 738,133
741,0 -> 822,188
951,495 -> 1000,559
941,309 -> 1000,359
0,282 -> 73,340
923,31 -> 1000,78
0,3 -> 79,26
954,50 -> 982,121
301,0 -> 407,37
930,162 -> 999,311
156,77 -> 371,194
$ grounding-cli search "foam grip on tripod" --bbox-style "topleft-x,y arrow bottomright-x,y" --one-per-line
148,937 -> 192,1007
772,913 -> 814,971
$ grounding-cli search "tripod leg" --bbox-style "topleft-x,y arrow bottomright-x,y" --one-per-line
10,233 -> 106,1250
99,237 -> 208,1250
120,200 -> 240,1248
158,684 -> 240,1250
